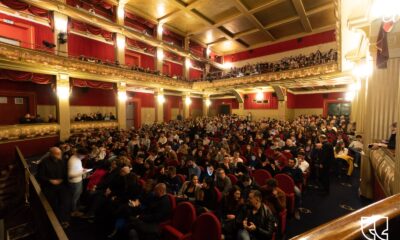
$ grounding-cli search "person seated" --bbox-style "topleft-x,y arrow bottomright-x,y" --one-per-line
75,113 -> 84,122
236,190 -> 276,240
103,113 -> 111,121
200,164 -> 215,181
178,174 -> 201,202
48,114 -> 57,123
296,152 -> 310,174
334,141 -> 354,176
20,113 -> 33,124
370,122 -> 397,150
163,166 -> 182,195
260,179 -> 286,218
110,112 -> 116,120
348,135 -> 364,167
35,114 -> 44,123
197,177 -> 218,212
215,168 -> 232,196
221,186 -> 245,239
186,158 -> 202,178
237,175 -> 259,200
126,183 -> 172,240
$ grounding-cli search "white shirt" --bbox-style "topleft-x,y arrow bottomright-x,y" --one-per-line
298,160 -> 310,173
68,155 -> 83,183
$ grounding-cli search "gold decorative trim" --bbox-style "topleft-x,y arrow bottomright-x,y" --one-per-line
192,63 -> 339,90
0,43 -> 191,90
0,123 -> 60,141
71,121 -> 119,133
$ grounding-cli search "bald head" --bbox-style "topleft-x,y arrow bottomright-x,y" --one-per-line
154,183 -> 167,197
50,147 -> 62,160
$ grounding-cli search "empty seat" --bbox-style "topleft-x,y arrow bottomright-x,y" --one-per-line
162,202 -> 197,240
251,169 -> 272,186
183,212 -> 221,240
274,174 -> 295,214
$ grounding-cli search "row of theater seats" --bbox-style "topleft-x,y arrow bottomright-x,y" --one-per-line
161,198 -> 221,240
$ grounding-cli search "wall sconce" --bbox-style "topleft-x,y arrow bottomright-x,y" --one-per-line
118,91 -> 127,101
185,58 -> 192,68
116,36 -> 126,49
345,91 -> 355,101
185,96 -> 192,105
205,99 -> 211,107
255,90 -> 264,101
222,62 -> 233,69
157,94 -> 165,103
57,86 -> 70,100
157,48 -> 164,60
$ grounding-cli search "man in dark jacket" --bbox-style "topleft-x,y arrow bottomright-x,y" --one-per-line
127,183 -> 171,240
319,134 -> 335,193
237,190 -> 276,240
37,147 -> 69,228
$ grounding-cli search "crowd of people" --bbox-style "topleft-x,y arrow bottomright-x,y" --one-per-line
20,113 -> 56,124
205,49 -> 338,81
37,114 -> 370,240
74,112 -> 116,122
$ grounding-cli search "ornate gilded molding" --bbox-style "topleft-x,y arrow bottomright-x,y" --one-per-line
0,43 -> 191,90
0,123 -> 59,141
192,63 -> 339,90
71,121 -> 119,133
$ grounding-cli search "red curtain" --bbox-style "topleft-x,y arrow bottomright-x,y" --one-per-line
67,0 -> 114,19
126,38 -> 155,54
0,69 -> 53,84
70,19 -> 113,41
72,78 -> 114,90
68,33 -> 115,61
0,0 -> 51,20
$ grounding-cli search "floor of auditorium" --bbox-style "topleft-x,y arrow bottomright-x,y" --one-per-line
62,167 -> 372,240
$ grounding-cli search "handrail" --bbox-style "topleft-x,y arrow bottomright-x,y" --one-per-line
15,147 -> 69,240
291,194 -> 400,240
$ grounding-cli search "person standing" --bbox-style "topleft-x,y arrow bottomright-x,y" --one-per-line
37,147 -> 70,228
318,135 -> 335,194
68,147 -> 89,217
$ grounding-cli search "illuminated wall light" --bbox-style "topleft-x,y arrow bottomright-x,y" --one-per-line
185,96 -> 192,105
371,0 -> 400,22
157,94 -> 165,103
185,58 -> 192,68
222,62 -> 233,69
157,4 -> 166,17
157,48 -> 164,60
345,91 -> 356,101
54,15 -> 68,33
206,46 -> 211,56
118,91 -> 127,101
117,6 -> 125,18
205,99 -> 211,107
57,86 -> 70,100
116,36 -> 126,49
157,23 -> 164,35
255,90 -> 264,101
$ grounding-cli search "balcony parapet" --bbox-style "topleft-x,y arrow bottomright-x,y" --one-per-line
0,123 -> 59,142
71,121 -> 119,133
0,43 -> 191,90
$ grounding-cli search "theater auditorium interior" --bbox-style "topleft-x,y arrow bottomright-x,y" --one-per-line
0,0 -> 400,239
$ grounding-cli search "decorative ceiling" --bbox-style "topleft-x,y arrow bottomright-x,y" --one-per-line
125,0 -> 336,54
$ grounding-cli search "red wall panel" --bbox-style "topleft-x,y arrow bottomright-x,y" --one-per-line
166,61 -> 183,77
68,33 -> 115,62
191,98 -> 203,110
128,92 -> 155,108
224,30 -> 335,62
70,87 -> 116,106
0,135 -> 59,168
189,68 -> 203,80
0,13 -> 53,50
140,53 -> 155,70
165,95 -> 181,108
287,92 -> 295,109
244,92 -> 278,109
0,80 -> 56,105
126,50 -> 155,70
212,98 -> 239,109
291,92 -> 345,108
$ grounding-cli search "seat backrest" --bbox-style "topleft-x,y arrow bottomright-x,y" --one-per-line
214,187 -> 222,204
251,169 -> 272,186
167,193 -> 177,211
274,173 -> 295,194
176,174 -> 186,184
171,202 -> 197,233
227,174 -> 238,185
191,212 -> 221,240
282,151 -> 293,160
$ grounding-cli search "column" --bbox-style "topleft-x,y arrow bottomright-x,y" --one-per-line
354,77 -> 367,134
115,33 -> 126,65
278,100 -> 288,121
56,73 -> 70,141
238,103 -> 245,116
155,23 -> 164,72
203,95 -> 210,117
116,1 -> 126,26
183,37 -> 190,80
117,82 -> 127,130
182,93 -> 191,119
53,12 -> 68,57
154,89 -> 164,122
204,63 -> 210,81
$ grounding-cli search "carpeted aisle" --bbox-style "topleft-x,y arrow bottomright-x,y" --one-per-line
286,168 -> 373,239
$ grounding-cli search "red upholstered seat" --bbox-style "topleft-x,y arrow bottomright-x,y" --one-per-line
227,174 -> 238,185
251,169 -> 272,186
166,159 -> 180,167
214,187 -> 222,205
137,178 -> 145,187
274,174 -> 295,214
162,202 -> 197,240
279,209 -> 287,234
167,193 -> 177,211
282,151 -> 293,160
183,212 -> 222,240
176,174 -> 186,184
